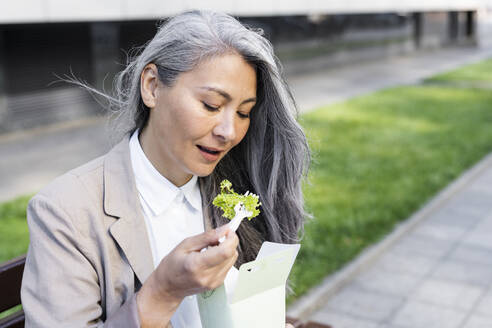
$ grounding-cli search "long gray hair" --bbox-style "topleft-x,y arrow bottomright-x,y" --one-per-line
106,10 -> 310,265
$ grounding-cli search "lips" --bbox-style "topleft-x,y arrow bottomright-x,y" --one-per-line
197,145 -> 222,154
197,145 -> 223,161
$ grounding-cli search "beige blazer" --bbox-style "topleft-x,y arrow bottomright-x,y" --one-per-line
21,136 -> 205,327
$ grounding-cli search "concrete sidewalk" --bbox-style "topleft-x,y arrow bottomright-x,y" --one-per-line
288,154 -> 492,328
288,46 -> 492,113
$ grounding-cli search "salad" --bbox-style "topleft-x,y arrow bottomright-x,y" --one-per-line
212,179 -> 261,221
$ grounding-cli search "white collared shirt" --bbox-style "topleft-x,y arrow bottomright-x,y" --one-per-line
129,130 -> 204,328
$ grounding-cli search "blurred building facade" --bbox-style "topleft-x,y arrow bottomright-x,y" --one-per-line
0,1 -> 486,133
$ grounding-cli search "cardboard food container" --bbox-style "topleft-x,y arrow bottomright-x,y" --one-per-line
197,242 -> 300,328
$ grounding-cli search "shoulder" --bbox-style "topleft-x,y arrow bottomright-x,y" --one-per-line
34,155 -> 106,207
28,136 -> 132,231
27,152 -> 115,237
26,153 -> 113,247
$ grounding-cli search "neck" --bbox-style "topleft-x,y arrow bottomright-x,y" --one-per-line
138,128 -> 192,187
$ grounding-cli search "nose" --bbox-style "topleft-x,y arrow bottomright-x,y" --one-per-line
212,110 -> 236,142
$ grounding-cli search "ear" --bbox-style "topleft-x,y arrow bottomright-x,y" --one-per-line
140,63 -> 159,109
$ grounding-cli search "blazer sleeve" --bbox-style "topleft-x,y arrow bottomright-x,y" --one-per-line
21,194 -> 141,328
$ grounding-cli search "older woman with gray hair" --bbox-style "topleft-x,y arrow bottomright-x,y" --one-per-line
21,10 -> 310,328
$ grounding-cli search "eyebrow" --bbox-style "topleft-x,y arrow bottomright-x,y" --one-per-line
199,86 -> 256,105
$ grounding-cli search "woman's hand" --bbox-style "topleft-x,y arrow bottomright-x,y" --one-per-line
154,225 -> 238,298
137,225 -> 238,327
286,324 -> 295,328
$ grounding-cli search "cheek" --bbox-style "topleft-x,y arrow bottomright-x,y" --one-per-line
234,121 -> 250,145
166,104 -> 204,139
179,110 -> 211,139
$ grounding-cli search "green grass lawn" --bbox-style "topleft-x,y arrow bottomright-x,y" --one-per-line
0,195 -> 31,263
0,195 -> 30,319
1,58 -> 492,312
425,57 -> 492,85
288,84 -> 492,300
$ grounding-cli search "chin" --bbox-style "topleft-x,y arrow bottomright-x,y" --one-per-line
190,164 -> 218,178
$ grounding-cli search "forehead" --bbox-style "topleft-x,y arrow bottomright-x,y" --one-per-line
177,53 -> 257,97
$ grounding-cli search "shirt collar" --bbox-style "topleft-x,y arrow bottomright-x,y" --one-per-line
129,130 -> 201,216
180,175 -> 202,212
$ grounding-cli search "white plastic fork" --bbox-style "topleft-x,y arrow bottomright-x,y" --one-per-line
218,202 -> 252,243
200,201 -> 253,252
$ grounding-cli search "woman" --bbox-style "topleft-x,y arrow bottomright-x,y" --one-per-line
21,10 -> 309,327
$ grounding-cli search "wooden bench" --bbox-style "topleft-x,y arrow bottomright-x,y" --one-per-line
0,255 -> 26,328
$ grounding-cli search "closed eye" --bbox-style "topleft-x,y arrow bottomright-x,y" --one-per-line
202,102 -> 219,111
237,112 -> 250,119
202,101 -> 250,119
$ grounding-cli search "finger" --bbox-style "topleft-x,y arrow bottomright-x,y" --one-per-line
286,324 -> 295,328
198,233 -> 238,268
221,229 -> 239,248
211,247 -> 238,274
212,252 -> 238,289
202,249 -> 238,289
221,250 -> 238,274
180,225 -> 230,252
199,243 -> 236,268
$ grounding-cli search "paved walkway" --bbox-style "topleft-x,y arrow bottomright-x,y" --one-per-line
300,154 -> 492,328
288,46 -> 492,114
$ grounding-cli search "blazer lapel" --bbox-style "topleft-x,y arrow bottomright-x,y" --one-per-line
103,136 -> 154,285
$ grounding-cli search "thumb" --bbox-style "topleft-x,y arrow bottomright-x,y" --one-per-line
180,224 -> 230,252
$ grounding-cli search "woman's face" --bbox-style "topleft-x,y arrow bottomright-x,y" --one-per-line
139,53 -> 257,187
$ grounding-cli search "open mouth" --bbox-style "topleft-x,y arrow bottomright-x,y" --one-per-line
197,145 -> 222,155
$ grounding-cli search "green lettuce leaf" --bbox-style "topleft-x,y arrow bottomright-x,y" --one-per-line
212,179 -> 261,220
